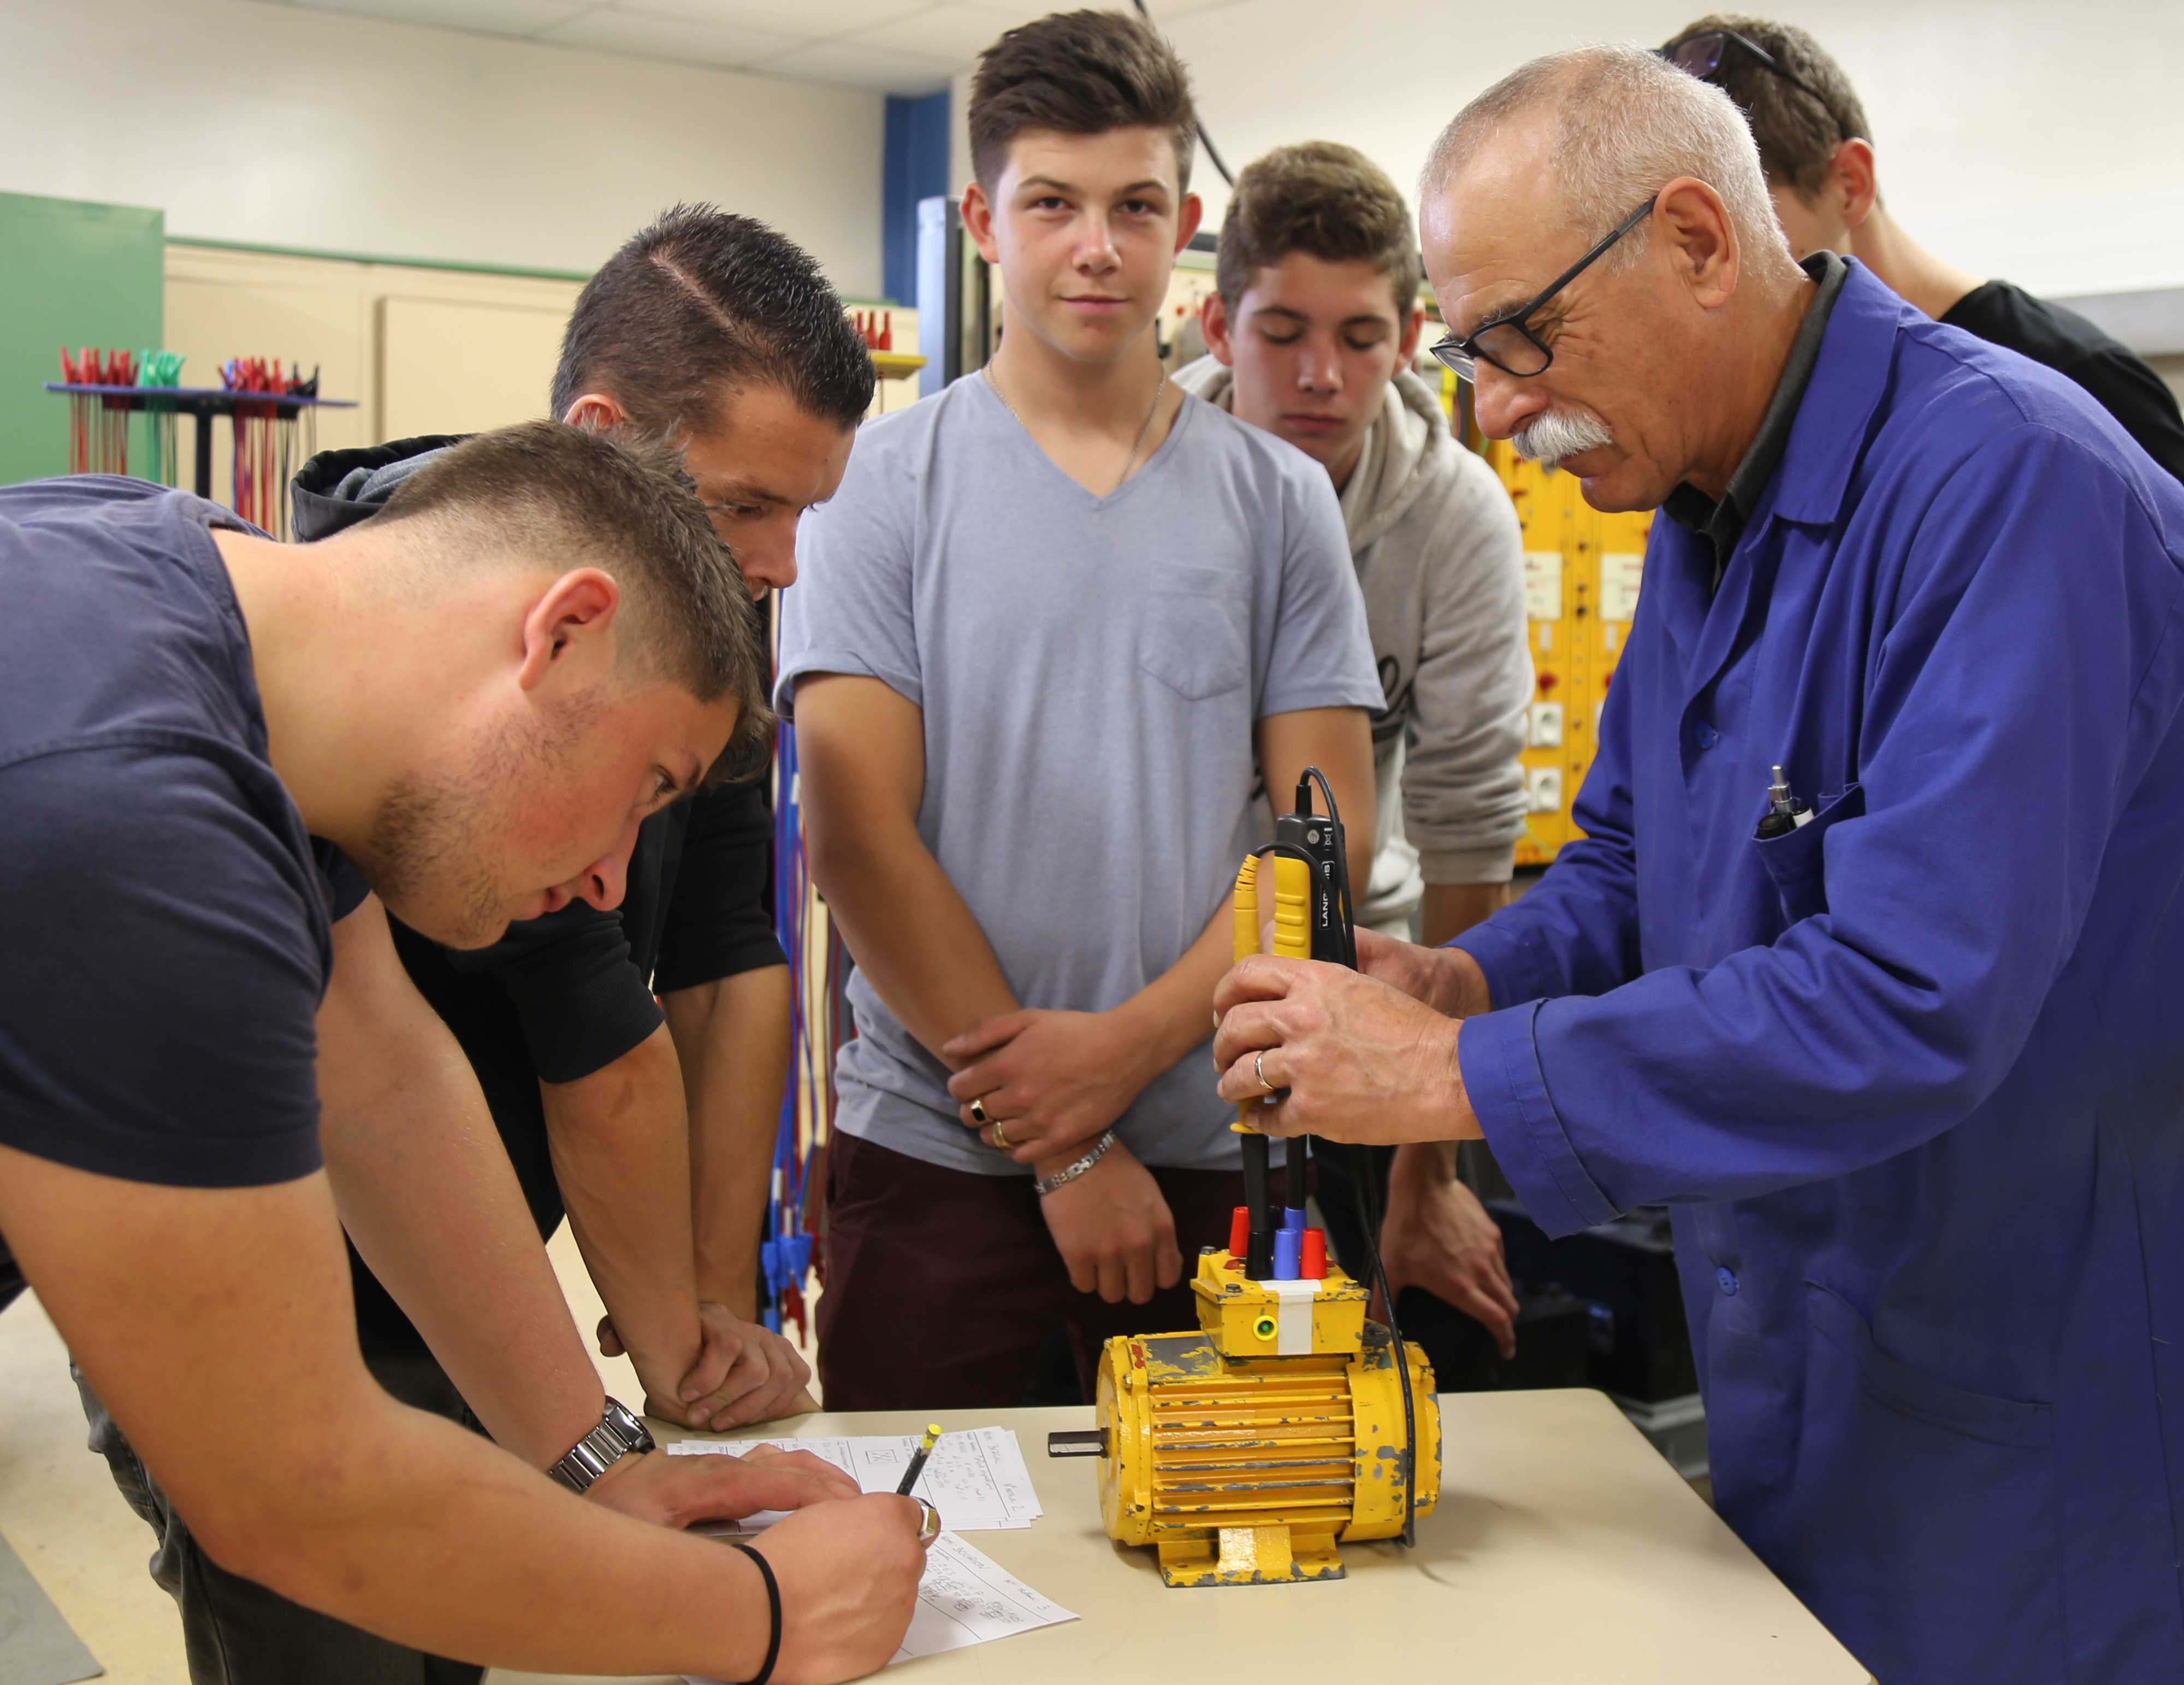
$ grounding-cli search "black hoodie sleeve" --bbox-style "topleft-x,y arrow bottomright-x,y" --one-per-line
437,808 -> 677,1085
653,781 -> 786,995
442,900 -> 665,1085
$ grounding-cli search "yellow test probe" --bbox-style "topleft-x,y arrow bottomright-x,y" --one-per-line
1229,850 -> 1312,1278
1045,776 -> 1440,1586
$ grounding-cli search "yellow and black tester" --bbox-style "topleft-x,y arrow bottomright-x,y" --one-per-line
1049,770 -> 1441,1587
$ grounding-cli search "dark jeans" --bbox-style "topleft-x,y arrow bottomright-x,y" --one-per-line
817,1131 -> 1299,1410
76,1351 -> 486,1685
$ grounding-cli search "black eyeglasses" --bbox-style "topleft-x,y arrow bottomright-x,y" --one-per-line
1428,198 -> 1655,382
1660,28 -> 1832,115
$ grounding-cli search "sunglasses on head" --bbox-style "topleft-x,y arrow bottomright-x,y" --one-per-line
1659,28 -> 1833,114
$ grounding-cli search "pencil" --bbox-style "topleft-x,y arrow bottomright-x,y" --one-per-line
896,1423 -> 943,1497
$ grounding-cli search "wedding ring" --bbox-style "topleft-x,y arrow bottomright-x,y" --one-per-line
1254,1051 -> 1277,1093
914,1497 -> 943,1543
991,1119 -> 1012,1150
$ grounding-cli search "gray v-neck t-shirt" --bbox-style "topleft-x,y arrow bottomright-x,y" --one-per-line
777,375 -> 1381,1173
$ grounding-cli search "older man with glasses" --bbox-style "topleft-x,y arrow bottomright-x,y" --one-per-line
1212,44 -> 2184,1685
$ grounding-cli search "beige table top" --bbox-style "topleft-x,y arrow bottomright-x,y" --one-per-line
489,1389 -> 1873,1685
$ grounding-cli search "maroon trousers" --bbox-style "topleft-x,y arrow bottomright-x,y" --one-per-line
817,1131 -> 1297,1410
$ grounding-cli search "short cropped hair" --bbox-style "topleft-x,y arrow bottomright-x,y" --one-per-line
549,205 -> 873,440
1216,142 -> 1423,321
1422,45 -> 1799,286
377,421 -> 771,775
1660,16 -> 1873,199
968,9 -> 1197,193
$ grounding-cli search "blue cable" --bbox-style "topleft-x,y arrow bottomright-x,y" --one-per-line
765,717 -> 816,1333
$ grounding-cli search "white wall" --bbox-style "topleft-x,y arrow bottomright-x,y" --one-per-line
0,0 -> 886,297
941,0 -> 2184,305
14,0 -> 2175,310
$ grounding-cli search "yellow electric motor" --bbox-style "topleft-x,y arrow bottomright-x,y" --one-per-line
1070,1248 -> 1440,1587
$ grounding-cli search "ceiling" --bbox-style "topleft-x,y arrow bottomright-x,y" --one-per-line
258,0 -> 1246,97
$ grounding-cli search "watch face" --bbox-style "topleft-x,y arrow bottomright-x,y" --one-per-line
605,1398 -> 656,1453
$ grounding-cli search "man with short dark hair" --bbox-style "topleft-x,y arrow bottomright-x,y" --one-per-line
549,203 -> 875,441
1662,14 -> 2184,479
783,10 -> 1381,1409
1177,140 -> 1530,1358
103,204 -> 868,1684
0,423 -> 930,1682
292,206 -> 867,1443
1212,44 -> 2184,1682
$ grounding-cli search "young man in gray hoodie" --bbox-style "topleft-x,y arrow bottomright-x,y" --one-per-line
1176,140 -> 1532,1357
1177,141 -> 1530,947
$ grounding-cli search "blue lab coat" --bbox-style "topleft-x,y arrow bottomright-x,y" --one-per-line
1454,262 -> 2184,1683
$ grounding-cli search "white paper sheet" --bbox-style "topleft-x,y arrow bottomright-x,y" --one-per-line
667,1427 -> 1043,1532
682,1530 -> 1076,1679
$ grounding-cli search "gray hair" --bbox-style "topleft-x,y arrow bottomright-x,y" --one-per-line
1421,44 -> 1800,283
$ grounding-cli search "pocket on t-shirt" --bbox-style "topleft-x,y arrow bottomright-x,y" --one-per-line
1140,571 -> 1251,701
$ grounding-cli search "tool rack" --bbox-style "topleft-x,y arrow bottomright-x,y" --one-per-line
43,382 -> 357,501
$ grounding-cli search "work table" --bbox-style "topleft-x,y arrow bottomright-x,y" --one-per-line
489,1389 -> 1873,1685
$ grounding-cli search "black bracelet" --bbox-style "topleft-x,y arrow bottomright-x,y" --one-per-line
729,1541 -> 782,1685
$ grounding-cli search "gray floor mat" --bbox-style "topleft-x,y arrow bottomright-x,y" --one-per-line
0,1528 -> 101,1684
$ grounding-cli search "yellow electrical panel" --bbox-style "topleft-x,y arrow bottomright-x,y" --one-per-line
1422,365 -> 1653,867
1481,437 -> 1651,867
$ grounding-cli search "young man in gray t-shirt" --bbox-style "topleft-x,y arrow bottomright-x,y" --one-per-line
778,11 -> 1381,1409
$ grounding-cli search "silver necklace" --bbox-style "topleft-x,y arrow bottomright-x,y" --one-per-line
986,360 -> 1168,496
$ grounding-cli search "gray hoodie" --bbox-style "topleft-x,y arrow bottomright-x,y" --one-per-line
1174,359 -> 1531,929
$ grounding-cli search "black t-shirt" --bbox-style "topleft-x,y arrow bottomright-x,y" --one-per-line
348,757 -> 785,1355
285,434 -> 787,1358
0,479 -> 331,1222
1943,281 -> 2184,482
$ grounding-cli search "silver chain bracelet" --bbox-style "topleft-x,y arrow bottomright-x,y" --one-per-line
1032,1129 -> 1118,1197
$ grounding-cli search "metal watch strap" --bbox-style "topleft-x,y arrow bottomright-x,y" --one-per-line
548,1398 -> 655,1493
1032,1129 -> 1118,1197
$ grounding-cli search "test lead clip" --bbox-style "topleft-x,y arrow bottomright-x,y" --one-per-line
1240,1135 -> 1274,1279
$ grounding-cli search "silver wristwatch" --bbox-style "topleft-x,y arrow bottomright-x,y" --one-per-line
1032,1129 -> 1118,1197
548,1398 -> 655,1493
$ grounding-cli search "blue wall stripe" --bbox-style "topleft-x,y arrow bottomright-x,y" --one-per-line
883,91 -> 951,307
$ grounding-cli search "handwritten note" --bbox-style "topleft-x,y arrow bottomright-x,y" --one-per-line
667,1427 -> 1043,1532
682,1530 -> 1076,1679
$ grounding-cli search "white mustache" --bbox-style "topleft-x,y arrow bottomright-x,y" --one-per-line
1513,408 -> 1614,469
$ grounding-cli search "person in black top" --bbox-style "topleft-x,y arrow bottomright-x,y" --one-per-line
297,443 -> 812,1438
292,208 -> 868,1444
67,207 -> 882,1685
1661,15 -> 2184,482
0,430 -> 930,1682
